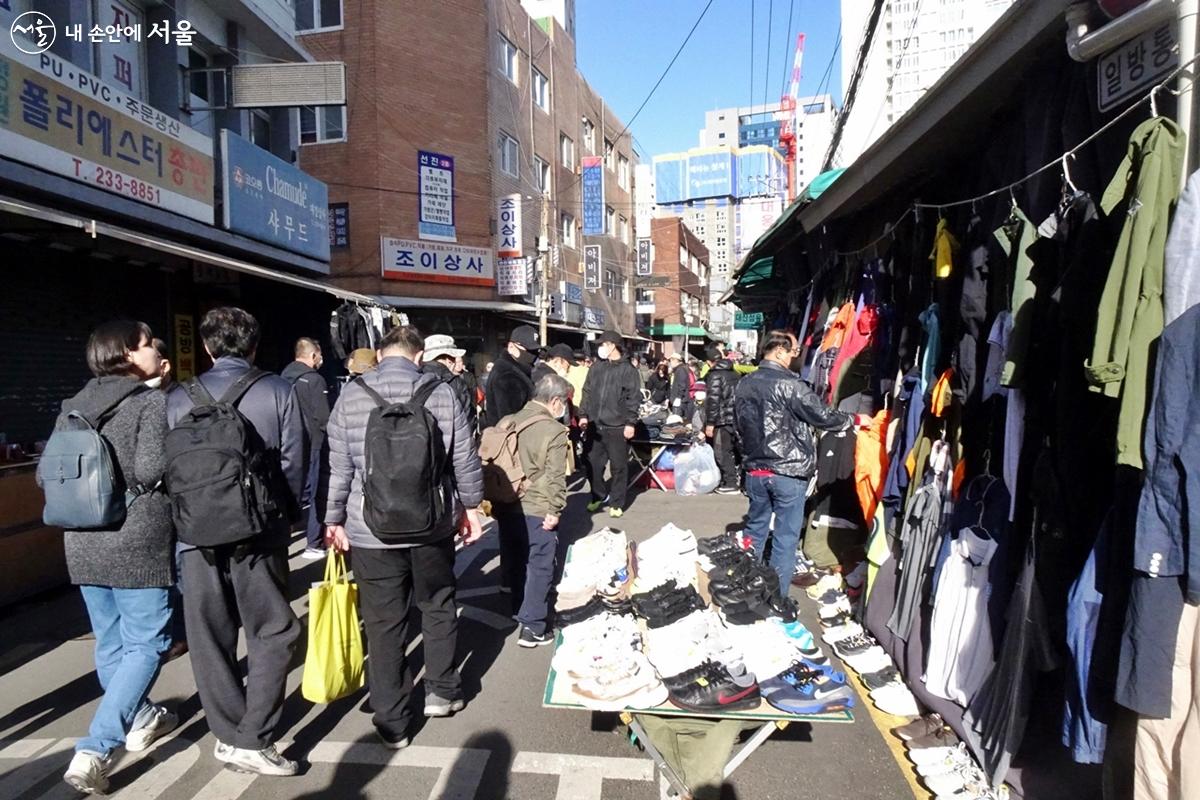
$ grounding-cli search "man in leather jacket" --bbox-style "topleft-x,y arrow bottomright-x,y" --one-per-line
703,349 -> 741,494
734,330 -> 865,594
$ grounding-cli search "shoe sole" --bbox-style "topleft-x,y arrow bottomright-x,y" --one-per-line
424,702 -> 465,717
64,775 -> 108,794
376,732 -> 410,750
224,762 -> 298,777
126,716 -> 179,752
518,638 -> 553,648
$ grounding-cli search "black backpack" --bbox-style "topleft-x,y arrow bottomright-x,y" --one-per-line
164,369 -> 285,547
356,377 -> 449,543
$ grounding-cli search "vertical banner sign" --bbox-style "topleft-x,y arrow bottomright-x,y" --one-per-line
496,193 -> 522,258
636,238 -> 652,276
173,314 -> 196,381
97,1 -> 145,98
584,245 -> 601,290
581,155 -> 605,235
496,257 -> 527,296
329,202 -> 350,249
418,150 -> 456,242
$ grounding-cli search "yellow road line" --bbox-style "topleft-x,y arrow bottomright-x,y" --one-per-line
842,656 -> 934,800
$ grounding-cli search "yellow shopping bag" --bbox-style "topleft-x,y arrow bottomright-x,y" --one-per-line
301,550 -> 365,703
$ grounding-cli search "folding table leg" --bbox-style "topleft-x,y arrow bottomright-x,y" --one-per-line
722,721 -> 788,779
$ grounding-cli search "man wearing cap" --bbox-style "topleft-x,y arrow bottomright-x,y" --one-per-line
579,331 -> 641,518
423,334 -> 477,436
483,325 -> 538,429
533,343 -> 576,384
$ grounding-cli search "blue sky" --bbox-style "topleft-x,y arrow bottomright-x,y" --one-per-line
575,0 -> 844,160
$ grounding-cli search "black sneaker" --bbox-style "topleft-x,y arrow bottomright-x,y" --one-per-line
833,633 -> 878,658
518,627 -> 553,648
667,663 -> 762,712
556,597 -> 606,628
820,610 -> 854,628
862,666 -> 902,691
697,534 -> 743,557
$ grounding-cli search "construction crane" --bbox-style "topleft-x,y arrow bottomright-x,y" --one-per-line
778,32 -> 805,203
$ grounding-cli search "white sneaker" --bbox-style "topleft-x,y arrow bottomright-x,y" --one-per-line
924,764 -> 988,796
822,622 -> 865,644
214,741 -> 235,762
871,683 -> 921,717
224,744 -> 299,776
806,572 -> 844,599
126,704 -> 178,752
63,751 -> 111,794
424,694 -> 466,717
916,745 -> 976,778
301,547 -> 325,560
909,742 -> 968,767
842,647 -> 892,674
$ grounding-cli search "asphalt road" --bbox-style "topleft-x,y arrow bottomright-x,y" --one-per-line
0,482 -> 916,800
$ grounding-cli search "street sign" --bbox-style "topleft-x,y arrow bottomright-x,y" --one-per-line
636,238 -> 652,276
1098,22 -> 1177,112
329,202 -> 350,249
418,150 -> 456,242
496,257 -> 527,296
582,156 -> 604,235
584,245 -> 601,290
496,193 -> 522,257
637,275 -> 670,288
734,311 -> 765,330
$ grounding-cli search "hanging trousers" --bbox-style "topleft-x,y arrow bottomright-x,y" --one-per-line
1134,600 -> 1200,800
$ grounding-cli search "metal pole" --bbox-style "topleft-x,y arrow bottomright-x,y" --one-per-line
539,194 -> 550,346
1179,0 -> 1198,182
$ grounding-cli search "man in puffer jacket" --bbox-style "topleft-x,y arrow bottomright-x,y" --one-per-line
321,325 -> 484,748
703,351 -> 741,494
734,330 -> 864,594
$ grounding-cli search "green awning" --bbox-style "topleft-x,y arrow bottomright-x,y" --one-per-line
647,324 -> 710,337
797,167 -> 846,202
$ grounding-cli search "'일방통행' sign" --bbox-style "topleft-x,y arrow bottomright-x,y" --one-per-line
221,129 -> 330,263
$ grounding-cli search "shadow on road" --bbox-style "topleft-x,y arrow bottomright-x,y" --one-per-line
457,729 -> 511,800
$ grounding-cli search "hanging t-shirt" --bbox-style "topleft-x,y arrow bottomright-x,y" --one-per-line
982,312 -> 1012,402
930,218 -> 960,279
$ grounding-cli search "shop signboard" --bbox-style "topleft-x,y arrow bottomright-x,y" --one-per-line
734,311 -> 765,330
95,0 -> 144,99
496,256 -> 527,296
221,130 -> 330,262
581,155 -> 604,235
654,154 -> 686,204
418,150 -> 455,242
329,202 -> 350,249
173,314 -> 196,381
381,237 -> 494,286
584,244 -> 601,290
637,275 -> 670,288
583,307 -> 606,328
564,281 -> 583,304
496,193 -> 522,257
635,302 -> 656,314
1097,22 -> 1177,112
686,151 -> 736,200
0,33 -> 214,222
636,238 -> 652,276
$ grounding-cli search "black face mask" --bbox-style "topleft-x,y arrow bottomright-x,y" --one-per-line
515,348 -> 537,367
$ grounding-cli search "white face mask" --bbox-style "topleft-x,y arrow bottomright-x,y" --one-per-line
597,343 -> 612,360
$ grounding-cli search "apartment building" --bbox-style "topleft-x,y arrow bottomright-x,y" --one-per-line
646,217 -> 711,358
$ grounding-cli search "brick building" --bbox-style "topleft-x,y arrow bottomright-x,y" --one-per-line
646,217 -> 711,358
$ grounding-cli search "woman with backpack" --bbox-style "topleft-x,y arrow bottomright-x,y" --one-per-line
52,320 -> 177,793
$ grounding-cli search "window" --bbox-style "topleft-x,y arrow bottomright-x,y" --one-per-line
297,0 -> 343,32
561,213 -> 576,247
618,155 -> 630,190
604,269 -> 617,300
618,215 -> 628,245
187,48 -> 210,103
560,133 -> 574,169
498,34 -> 519,83
604,138 -> 615,171
718,132 -> 726,140
533,155 -> 551,194
531,67 -> 549,112
250,111 -> 271,150
498,131 -> 520,177
605,205 -> 615,235
300,106 -> 346,144
582,117 -> 595,153
679,246 -> 687,266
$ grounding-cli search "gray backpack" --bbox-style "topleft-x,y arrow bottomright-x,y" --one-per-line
38,386 -> 149,529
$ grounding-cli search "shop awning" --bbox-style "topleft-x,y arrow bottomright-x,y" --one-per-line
647,324 -> 710,338
379,296 -> 539,313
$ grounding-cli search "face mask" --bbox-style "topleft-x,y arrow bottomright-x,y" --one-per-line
555,401 -> 568,420
597,344 -> 612,360
515,347 -> 536,367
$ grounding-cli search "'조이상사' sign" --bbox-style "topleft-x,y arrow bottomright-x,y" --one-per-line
582,155 -> 604,235
418,150 -> 455,242
381,237 -> 494,286
496,193 -> 522,258
496,256 -> 527,296
0,33 -> 214,222
221,130 -> 330,263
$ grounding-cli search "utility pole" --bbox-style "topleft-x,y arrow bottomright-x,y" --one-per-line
538,193 -> 550,346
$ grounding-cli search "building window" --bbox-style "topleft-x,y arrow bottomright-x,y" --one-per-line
618,215 -> 628,245
560,133 -> 574,169
297,0 -> 343,31
618,155 -> 630,190
498,131 -> 520,178
300,106 -> 346,144
531,66 -> 549,112
582,117 -> 595,153
498,34 -> 519,84
250,110 -> 271,150
561,213 -> 576,247
605,205 -> 615,235
622,277 -> 630,304
718,132 -> 726,140
534,155 -> 551,194
604,138 -> 615,171
604,269 -> 617,300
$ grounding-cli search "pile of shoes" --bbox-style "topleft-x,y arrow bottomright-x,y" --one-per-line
893,715 -> 1009,799
555,528 -> 633,625
633,524 -> 699,592
552,612 -> 667,711
699,533 -> 798,624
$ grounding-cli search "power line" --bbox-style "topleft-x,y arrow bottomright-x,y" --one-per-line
763,0 -> 774,110
823,0 -> 886,170
812,26 -> 841,104
779,0 -> 799,100
749,0 -> 756,110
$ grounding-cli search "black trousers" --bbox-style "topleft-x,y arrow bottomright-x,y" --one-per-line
351,540 -> 460,739
713,426 -> 739,489
588,425 -> 630,510
180,545 -> 300,750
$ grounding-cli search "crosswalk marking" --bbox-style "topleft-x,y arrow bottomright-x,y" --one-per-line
0,738 -> 73,797
307,741 -> 490,800
511,751 -> 655,800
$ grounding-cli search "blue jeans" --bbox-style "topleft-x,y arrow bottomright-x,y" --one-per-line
77,586 -> 171,756
744,473 -> 809,595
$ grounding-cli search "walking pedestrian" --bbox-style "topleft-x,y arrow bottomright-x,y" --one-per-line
703,352 -> 742,494
53,321 -> 177,793
281,337 -> 331,560
165,307 -> 305,777
422,334 -> 478,435
580,331 -> 640,518
321,325 -> 484,749
483,325 -> 538,427
647,360 -> 670,405
734,330 -> 865,594
668,352 -> 694,418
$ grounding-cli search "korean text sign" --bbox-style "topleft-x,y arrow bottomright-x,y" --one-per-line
381,237 -> 494,287
221,130 -> 330,263
0,34 -> 214,222
418,150 -> 455,242
496,257 -> 527,296
496,193 -> 522,258
581,155 -> 604,235
584,244 -> 601,290
637,238 -> 652,276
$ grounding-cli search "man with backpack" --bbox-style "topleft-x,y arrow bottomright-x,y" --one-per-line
579,331 -> 641,518
164,307 -> 305,777
320,325 -> 484,749
281,337 -> 331,559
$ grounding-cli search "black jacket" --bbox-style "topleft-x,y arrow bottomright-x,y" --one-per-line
734,361 -> 853,479
704,359 -> 739,428
280,361 -> 331,451
581,357 -> 641,428
669,364 -> 693,410
646,370 -> 670,404
425,359 -> 477,435
483,351 -> 534,428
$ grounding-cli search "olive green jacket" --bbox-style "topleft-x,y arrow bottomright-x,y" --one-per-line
512,401 -> 570,517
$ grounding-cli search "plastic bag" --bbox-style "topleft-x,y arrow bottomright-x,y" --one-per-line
302,551 -> 365,703
656,445 -> 681,472
673,442 -> 721,496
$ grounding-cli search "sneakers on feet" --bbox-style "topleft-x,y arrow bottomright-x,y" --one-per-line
519,627 -> 554,648
715,486 -> 741,495
376,727 -> 410,750
214,741 -> 235,762
224,744 -> 299,776
63,751 -> 111,794
608,507 -> 624,518
586,499 -> 607,513
301,547 -> 325,560
126,704 -> 178,752
424,694 -> 465,717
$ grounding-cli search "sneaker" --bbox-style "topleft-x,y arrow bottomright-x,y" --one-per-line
759,666 -> 855,714
556,596 -> 606,628
125,704 -> 178,752
907,726 -> 961,751
822,622 -> 865,644
665,663 -> 762,712
790,569 -> 825,589
833,633 -> 878,659
214,741 -> 235,762
224,744 -> 299,777
862,666 -> 903,691
587,499 -> 607,513
818,598 -> 853,621
916,746 -> 976,778
376,727 -> 410,750
715,486 -> 741,495
301,547 -> 325,560
923,764 -> 988,796
871,683 -> 921,717
841,647 -> 892,674
806,573 -> 844,600
519,627 -> 553,648
909,741 -> 969,768
815,588 -> 849,606
608,508 -> 624,518
424,694 -> 466,717
893,713 -> 946,742
63,751 -> 110,794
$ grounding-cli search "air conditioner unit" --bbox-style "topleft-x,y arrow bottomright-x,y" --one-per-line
231,62 -> 346,108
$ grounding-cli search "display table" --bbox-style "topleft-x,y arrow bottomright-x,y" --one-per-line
627,439 -> 691,491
